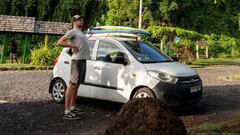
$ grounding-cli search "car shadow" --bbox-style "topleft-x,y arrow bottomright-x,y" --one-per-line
174,85 -> 240,116
0,99 -> 119,135
76,97 -> 123,111
77,84 -> 240,117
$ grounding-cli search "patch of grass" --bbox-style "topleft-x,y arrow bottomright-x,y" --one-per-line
0,63 -> 52,68
197,132 -> 218,135
197,123 -> 219,131
221,133 -> 240,135
0,63 -> 33,67
188,65 -> 204,68
226,74 -> 240,79
188,118 -> 240,134
0,70 -> 51,74
218,74 -> 240,81
191,58 -> 240,67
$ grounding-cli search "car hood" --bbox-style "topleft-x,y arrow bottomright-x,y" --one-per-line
144,62 -> 197,77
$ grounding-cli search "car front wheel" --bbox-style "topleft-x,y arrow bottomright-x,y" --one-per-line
51,79 -> 66,103
133,87 -> 156,98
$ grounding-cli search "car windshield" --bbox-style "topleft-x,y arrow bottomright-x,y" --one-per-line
121,41 -> 173,63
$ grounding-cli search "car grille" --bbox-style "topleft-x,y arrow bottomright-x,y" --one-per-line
178,75 -> 201,85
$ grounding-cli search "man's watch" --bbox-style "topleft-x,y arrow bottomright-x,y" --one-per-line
67,41 -> 71,46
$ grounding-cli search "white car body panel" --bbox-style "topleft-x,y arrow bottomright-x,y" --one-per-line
52,38 -> 200,104
143,62 -> 197,77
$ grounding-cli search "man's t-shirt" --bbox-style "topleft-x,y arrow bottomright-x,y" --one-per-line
10,44 -> 17,54
65,28 -> 90,60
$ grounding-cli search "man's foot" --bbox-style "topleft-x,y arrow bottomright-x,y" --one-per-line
63,112 -> 79,120
71,107 -> 85,115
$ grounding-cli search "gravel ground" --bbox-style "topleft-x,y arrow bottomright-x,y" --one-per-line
0,65 -> 240,135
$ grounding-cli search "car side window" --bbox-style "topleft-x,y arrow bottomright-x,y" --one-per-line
96,40 -> 123,64
67,40 -> 96,59
88,40 -> 96,58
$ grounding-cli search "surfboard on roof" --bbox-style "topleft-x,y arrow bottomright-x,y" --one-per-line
87,33 -> 139,38
95,26 -> 142,31
86,26 -> 150,37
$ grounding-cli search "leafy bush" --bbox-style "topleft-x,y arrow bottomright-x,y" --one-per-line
30,42 -> 62,66
147,26 -> 240,58
207,34 -> 239,58
147,26 -> 204,41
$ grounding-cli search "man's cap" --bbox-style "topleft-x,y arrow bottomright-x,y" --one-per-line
72,15 -> 83,22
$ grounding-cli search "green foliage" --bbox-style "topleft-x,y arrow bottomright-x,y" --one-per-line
102,0 -> 240,38
188,117 -> 240,134
0,0 -> 107,28
147,26 -> 240,58
0,0 -> 240,38
147,26 -> 204,41
30,43 -> 62,66
207,34 -> 239,58
1,0 -> 240,38
0,0 -> 11,15
1,0 -> 240,59
10,0 -> 22,16
102,0 -> 140,27
37,0 -> 55,21
52,0 -> 88,22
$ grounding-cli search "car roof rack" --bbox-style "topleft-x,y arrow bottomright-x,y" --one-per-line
85,26 -> 150,39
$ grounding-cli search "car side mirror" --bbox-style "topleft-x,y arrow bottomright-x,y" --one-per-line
171,55 -> 179,62
123,58 -> 128,66
112,53 -> 128,65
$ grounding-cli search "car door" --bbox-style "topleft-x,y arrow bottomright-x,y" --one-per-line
89,40 -> 130,102
65,40 -> 96,97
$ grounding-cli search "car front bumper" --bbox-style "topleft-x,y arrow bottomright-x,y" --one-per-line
153,75 -> 203,107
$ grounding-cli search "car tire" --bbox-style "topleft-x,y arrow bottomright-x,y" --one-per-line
51,79 -> 66,104
133,87 -> 156,99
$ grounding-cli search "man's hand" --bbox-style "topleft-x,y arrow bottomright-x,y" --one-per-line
71,45 -> 78,54
57,36 -> 76,48
57,36 -> 79,54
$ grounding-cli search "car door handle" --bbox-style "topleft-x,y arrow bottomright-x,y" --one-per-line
94,67 -> 100,70
64,61 -> 69,64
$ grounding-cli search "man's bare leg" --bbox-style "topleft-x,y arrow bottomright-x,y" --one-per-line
65,83 -> 77,113
63,83 -> 80,119
69,84 -> 85,114
70,84 -> 79,108
15,58 -> 18,64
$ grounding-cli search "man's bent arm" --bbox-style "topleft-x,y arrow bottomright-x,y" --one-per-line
57,36 -> 76,48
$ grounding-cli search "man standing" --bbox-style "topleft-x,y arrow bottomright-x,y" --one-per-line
57,15 -> 90,120
10,40 -> 18,64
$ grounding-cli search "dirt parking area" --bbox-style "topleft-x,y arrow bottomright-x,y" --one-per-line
0,65 -> 240,135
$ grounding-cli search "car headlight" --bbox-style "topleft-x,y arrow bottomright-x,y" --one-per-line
147,70 -> 178,84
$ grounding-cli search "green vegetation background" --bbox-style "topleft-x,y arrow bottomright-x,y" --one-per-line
1,0 -> 239,37
0,0 -> 240,65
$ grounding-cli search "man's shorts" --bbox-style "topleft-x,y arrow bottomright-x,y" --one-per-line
10,53 -> 17,58
70,59 -> 86,85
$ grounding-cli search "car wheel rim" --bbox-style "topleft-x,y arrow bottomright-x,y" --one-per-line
135,92 -> 151,98
52,82 -> 65,101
